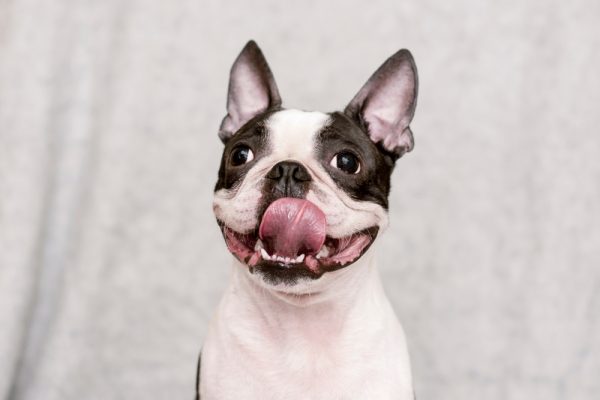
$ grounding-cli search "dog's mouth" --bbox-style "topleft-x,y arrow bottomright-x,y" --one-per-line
218,198 -> 378,280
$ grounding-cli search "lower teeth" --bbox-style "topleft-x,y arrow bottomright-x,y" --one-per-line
259,249 -> 306,264
316,246 -> 330,259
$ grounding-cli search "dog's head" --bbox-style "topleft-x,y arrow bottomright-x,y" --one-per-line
213,41 -> 417,289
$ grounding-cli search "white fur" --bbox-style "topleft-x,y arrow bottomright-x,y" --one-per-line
200,248 -> 414,399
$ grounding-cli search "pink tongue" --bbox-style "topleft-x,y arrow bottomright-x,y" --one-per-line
259,198 -> 326,258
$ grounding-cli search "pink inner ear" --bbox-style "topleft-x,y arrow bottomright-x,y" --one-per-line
219,41 -> 281,141
228,62 -> 272,131
362,63 -> 416,153
367,114 -> 414,153
345,49 -> 417,155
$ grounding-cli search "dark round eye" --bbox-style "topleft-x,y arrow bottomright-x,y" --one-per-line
330,152 -> 361,174
230,145 -> 254,166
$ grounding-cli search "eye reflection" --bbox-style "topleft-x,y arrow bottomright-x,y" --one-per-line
330,152 -> 361,174
231,145 -> 254,166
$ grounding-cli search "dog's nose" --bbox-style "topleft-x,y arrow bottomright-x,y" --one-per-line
266,161 -> 311,198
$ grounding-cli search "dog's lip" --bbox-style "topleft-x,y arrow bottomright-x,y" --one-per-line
218,221 -> 379,275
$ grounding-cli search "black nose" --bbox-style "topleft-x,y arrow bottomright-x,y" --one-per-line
265,161 -> 311,198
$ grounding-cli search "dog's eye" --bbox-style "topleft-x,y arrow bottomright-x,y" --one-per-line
330,152 -> 361,174
231,145 -> 254,166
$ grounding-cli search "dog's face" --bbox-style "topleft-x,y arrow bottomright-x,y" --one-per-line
213,41 -> 418,289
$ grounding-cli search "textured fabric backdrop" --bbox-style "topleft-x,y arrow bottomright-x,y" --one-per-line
1,0 -> 599,399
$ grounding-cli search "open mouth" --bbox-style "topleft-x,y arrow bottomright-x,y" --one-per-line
218,198 -> 378,278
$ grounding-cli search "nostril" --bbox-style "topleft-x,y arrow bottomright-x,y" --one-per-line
266,161 -> 311,182
292,166 -> 311,182
266,164 -> 284,180
265,161 -> 311,198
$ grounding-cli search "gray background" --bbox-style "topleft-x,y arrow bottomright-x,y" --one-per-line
1,0 -> 599,399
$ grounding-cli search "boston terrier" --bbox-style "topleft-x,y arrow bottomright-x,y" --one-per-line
198,40 -> 418,399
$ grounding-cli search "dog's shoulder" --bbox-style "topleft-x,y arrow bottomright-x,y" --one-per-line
195,351 -> 201,400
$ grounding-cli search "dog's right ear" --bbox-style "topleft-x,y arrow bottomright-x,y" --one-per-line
219,41 -> 282,143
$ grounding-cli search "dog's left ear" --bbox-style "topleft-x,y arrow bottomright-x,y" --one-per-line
219,40 -> 282,143
345,49 -> 418,158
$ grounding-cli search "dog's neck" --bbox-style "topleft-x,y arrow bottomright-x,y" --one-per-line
220,248 -> 395,346
202,247 -> 414,398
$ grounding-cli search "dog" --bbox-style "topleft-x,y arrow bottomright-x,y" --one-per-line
198,40 -> 418,399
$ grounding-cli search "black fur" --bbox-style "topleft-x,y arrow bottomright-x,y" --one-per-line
251,261 -> 320,286
316,112 -> 395,209
214,109 -> 279,192
195,352 -> 201,400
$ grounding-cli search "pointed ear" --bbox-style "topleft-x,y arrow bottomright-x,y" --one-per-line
219,41 -> 281,143
344,49 -> 418,157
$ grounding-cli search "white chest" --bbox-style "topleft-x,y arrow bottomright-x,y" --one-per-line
199,264 -> 414,400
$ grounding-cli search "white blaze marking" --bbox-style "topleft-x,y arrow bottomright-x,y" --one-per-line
267,109 -> 330,161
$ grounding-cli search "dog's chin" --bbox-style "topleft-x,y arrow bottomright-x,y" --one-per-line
218,221 -> 379,287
